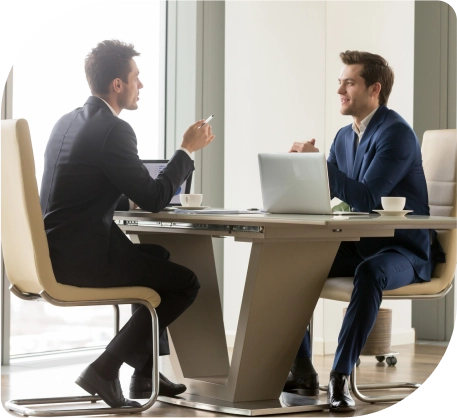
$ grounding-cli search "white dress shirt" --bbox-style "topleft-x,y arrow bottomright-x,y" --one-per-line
352,106 -> 379,144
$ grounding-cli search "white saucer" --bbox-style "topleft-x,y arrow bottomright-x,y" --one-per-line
172,206 -> 210,210
373,210 -> 412,217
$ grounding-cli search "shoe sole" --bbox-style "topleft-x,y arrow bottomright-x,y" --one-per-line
75,376 -> 97,396
283,388 -> 320,396
130,390 -> 186,399
296,388 -> 320,396
130,391 -> 151,399
329,405 -> 356,412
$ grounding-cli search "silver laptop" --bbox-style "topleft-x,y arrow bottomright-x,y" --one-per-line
258,153 -> 332,214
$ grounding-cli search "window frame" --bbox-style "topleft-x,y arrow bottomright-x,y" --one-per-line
1,2 -> 168,365
1,0 -> 226,365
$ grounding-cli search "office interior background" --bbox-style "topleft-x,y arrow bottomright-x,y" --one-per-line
1,0 -> 456,412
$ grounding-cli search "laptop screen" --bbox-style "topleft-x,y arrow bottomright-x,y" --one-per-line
258,153 -> 332,214
142,159 -> 192,206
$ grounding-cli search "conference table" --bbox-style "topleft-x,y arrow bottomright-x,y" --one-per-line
114,209 -> 456,416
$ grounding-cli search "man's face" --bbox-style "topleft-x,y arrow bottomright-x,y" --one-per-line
337,64 -> 373,120
118,59 -> 143,111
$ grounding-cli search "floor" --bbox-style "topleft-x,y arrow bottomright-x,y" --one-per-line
1,341 -> 448,417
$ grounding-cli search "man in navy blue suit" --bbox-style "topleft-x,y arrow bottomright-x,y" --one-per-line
284,51 -> 435,411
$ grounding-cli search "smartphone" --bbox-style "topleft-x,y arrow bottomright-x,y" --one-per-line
198,114 -> 214,128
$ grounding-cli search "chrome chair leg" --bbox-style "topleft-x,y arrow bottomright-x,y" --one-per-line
5,292 -> 160,417
310,309 -> 421,399
350,364 -> 420,404
317,362 -> 420,398
113,304 -> 120,334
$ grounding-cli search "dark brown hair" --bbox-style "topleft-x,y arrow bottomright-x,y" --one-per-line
85,40 -> 140,95
340,50 -> 394,106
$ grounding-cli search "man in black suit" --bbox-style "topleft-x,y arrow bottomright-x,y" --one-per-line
40,40 -> 215,408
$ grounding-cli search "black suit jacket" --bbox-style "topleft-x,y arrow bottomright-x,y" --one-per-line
40,96 -> 194,286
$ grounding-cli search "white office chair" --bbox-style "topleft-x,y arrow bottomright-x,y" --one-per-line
1,118 -> 161,416
318,129 -> 457,403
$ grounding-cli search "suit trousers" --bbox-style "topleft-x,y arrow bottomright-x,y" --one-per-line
105,244 -> 200,370
297,241 -> 424,375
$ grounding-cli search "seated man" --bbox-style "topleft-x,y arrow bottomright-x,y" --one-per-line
286,50 -> 436,411
40,40 -> 215,407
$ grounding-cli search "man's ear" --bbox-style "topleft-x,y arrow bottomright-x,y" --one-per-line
112,78 -> 122,93
371,82 -> 381,97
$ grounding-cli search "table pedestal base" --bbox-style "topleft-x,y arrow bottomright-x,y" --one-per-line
158,392 -> 329,416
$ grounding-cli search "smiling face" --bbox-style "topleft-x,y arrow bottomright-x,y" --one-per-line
337,64 -> 380,126
117,59 -> 143,111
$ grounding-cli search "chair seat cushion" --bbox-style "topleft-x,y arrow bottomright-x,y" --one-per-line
321,276 -> 450,302
46,282 -> 161,308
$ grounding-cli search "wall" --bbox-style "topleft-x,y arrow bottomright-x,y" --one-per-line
318,0 -> 416,354
412,0 -> 456,341
166,1 -> 226,302
225,0 -> 327,345
1,69 -> 13,365
224,1 -> 416,352
1,70 -> 12,120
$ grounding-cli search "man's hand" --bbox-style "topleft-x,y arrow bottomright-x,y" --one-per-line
289,139 -> 319,153
180,120 -> 215,154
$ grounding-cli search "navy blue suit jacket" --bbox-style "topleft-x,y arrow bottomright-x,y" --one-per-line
327,105 -> 433,281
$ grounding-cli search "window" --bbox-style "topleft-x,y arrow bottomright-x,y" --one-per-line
9,0 -> 165,357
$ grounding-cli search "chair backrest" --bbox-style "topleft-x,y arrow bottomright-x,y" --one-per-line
1,119 -> 56,294
422,129 -> 457,284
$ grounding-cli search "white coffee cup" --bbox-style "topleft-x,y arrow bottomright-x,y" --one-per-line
180,194 -> 203,207
381,197 -> 406,211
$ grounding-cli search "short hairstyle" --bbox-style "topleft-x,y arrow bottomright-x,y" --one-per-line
340,50 -> 394,106
85,40 -> 140,95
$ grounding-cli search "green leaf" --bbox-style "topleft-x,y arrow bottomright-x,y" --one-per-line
332,201 -> 351,212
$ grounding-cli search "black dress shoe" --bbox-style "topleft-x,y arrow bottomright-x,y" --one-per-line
327,371 -> 355,412
283,357 -> 319,396
129,373 -> 187,398
283,371 -> 319,396
75,365 -> 141,408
